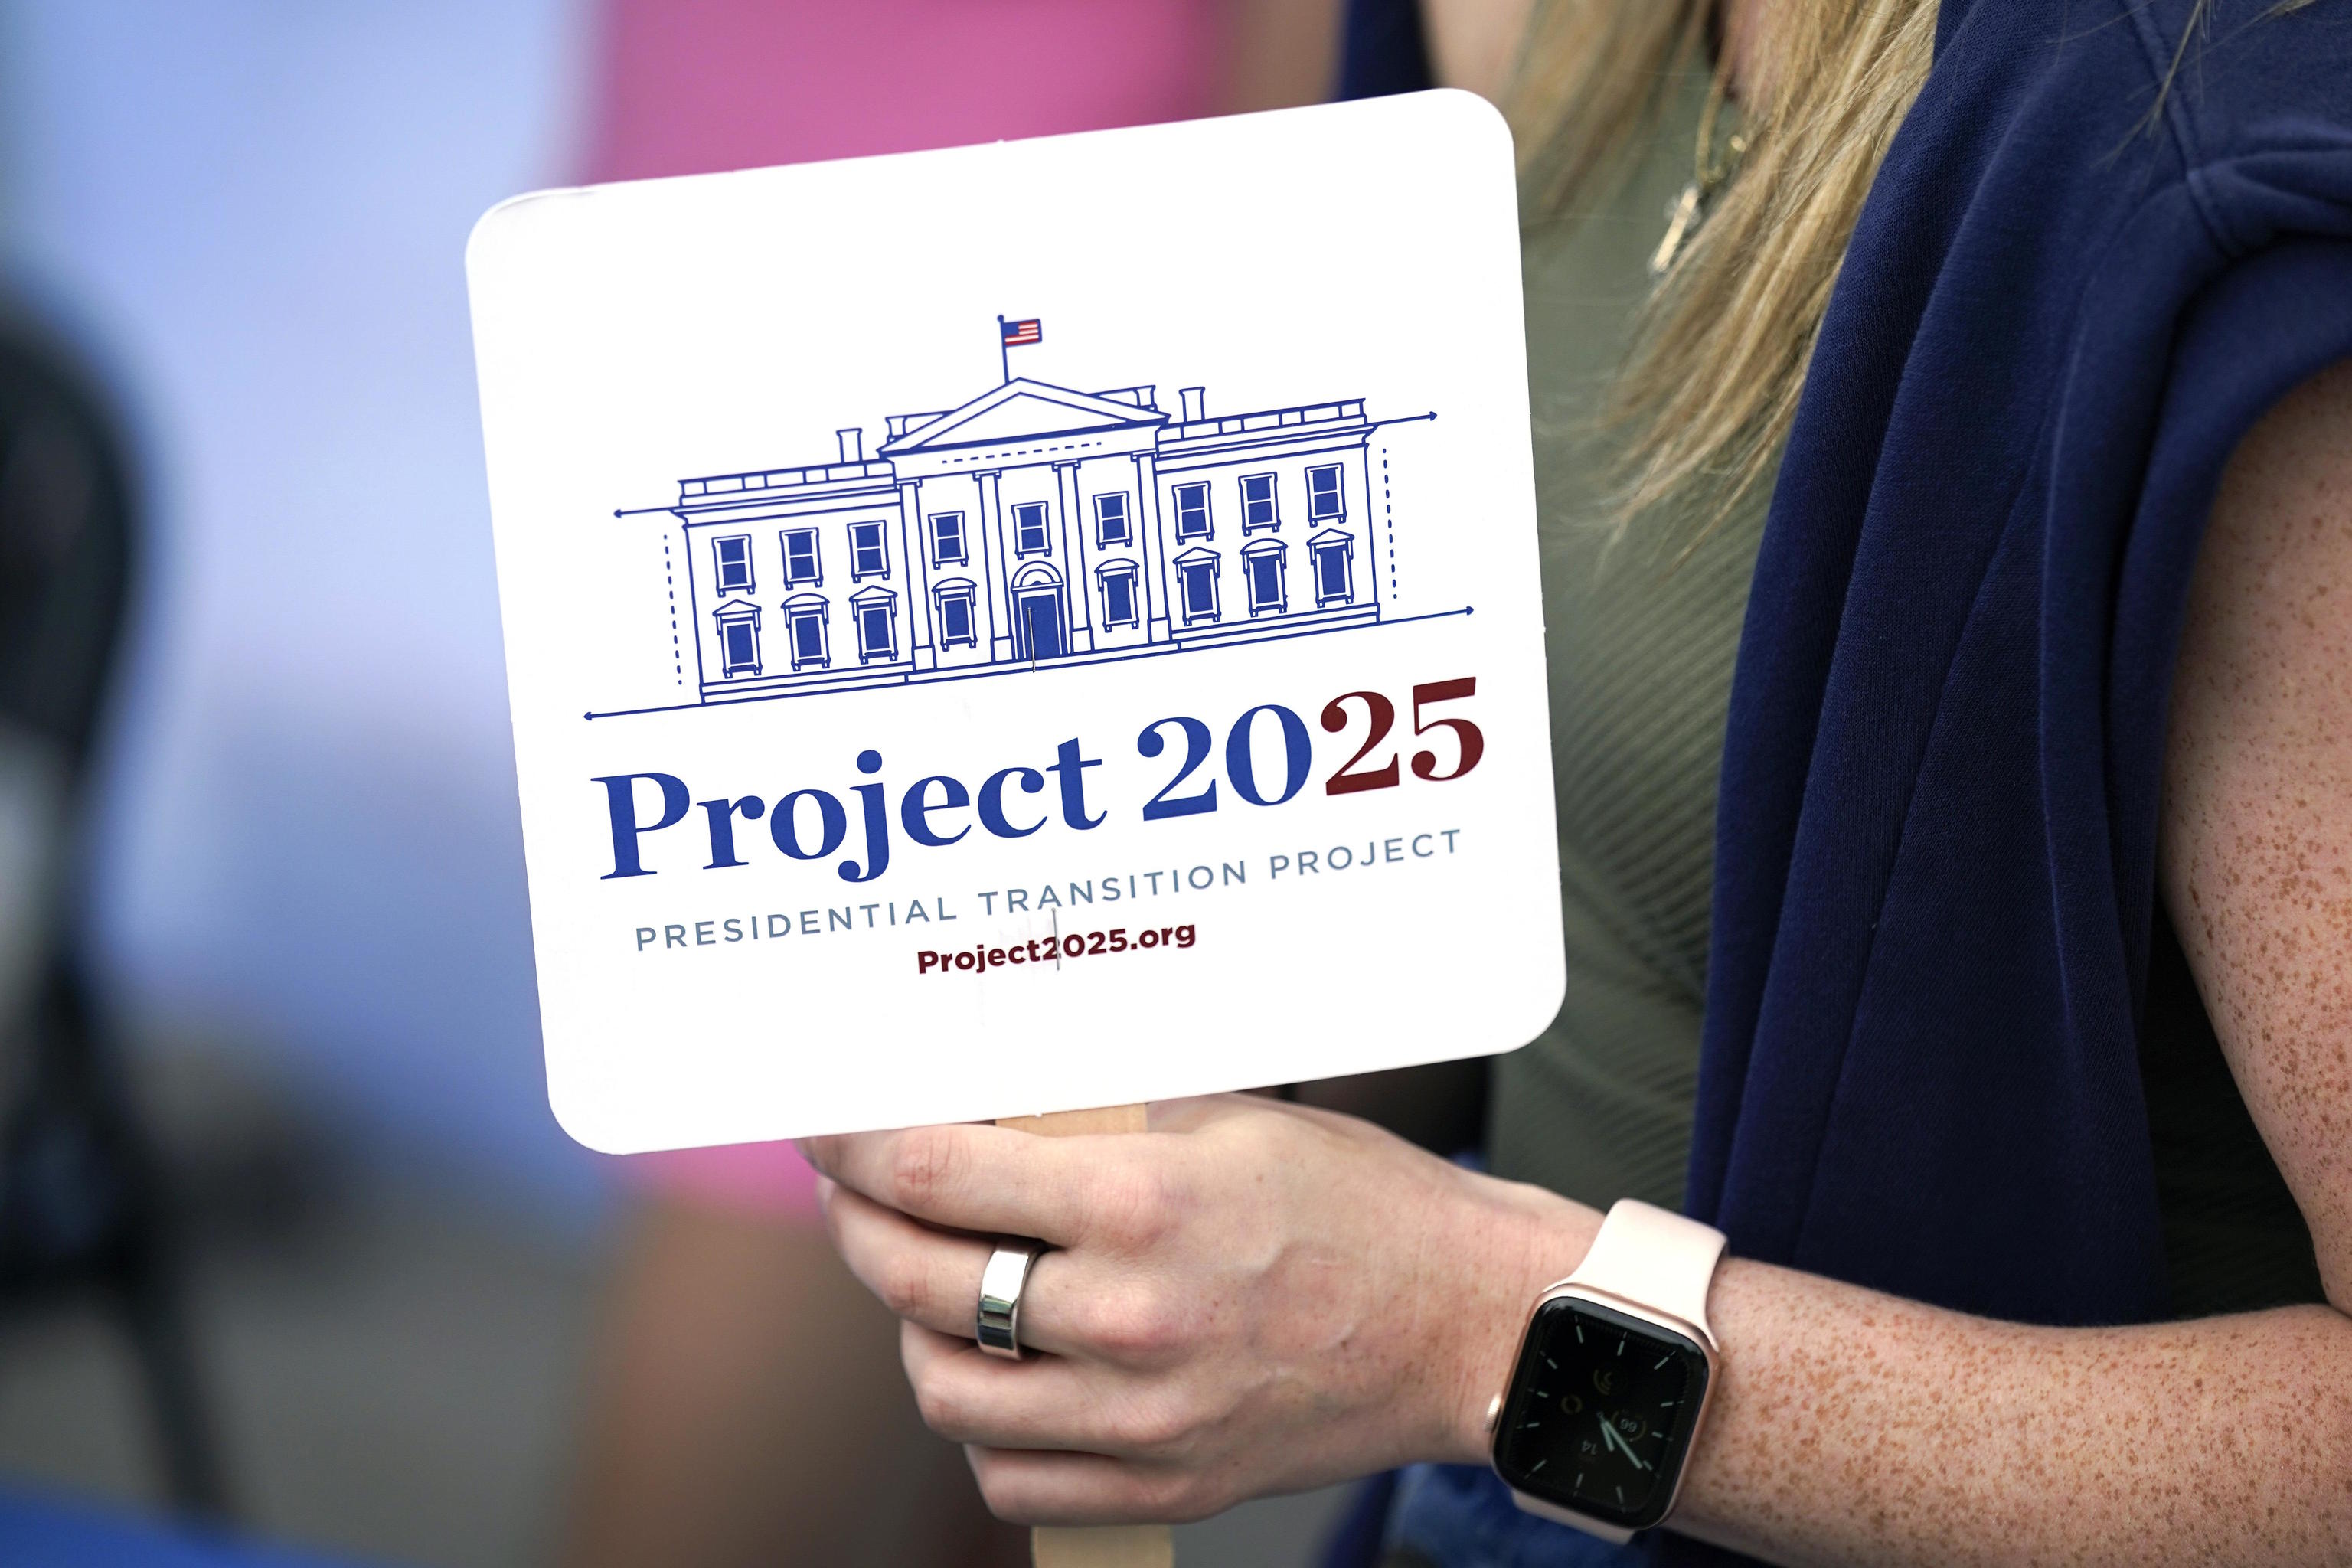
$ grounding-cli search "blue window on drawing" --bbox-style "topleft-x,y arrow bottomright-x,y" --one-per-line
931,511 -> 967,566
1099,564 -> 1139,629
1240,473 -> 1279,533
713,534 -> 754,594
1014,501 -> 1050,556
849,521 -> 889,580
1173,482 -> 1211,540
1307,464 -> 1344,521
715,611 -> 760,677
1095,491 -> 1132,547
782,528 -> 822,586
933,580 -> 978,648
853,590 -> 897,663
1241,538 -> 1287,616
1312,531 -> 1355,606
786,598 -> 829,670
1176,552 -> 1219,624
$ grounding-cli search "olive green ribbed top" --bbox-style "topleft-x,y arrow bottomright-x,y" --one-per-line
1485,72 -> 1765,1216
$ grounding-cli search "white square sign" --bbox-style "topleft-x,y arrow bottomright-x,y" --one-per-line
467,90 -> 1564,1152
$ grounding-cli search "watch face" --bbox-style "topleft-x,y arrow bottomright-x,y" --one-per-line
1491,1294 -> 1710,1532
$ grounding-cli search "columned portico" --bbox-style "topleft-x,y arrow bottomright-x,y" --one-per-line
898,476 -> 936,671
1130,449 -> 1171,639
1054,460 -> 1094,653
975,469 -> 1011,661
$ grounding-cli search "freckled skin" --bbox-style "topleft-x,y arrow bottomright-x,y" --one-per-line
1651,359 -> 2352,1566
805,361 -> 2352,1562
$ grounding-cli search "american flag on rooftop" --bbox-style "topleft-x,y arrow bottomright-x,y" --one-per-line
1001,317 -> 1042,347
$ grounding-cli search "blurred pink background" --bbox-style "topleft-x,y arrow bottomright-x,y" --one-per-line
591,0 -> 1222,179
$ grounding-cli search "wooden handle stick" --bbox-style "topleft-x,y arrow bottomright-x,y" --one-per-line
998,1105 -> 1174,1568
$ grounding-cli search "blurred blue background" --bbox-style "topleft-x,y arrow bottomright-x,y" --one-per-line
2,0 -> 600,1223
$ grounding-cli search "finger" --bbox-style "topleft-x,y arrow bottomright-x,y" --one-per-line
903,1323 -> 1193,1462
826,1182 -> 1086,1357
963,1442 -> 1215,1527
801,1122 -> 1168,1247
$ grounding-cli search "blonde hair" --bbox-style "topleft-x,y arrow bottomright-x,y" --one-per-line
1506,0 -> 1939,546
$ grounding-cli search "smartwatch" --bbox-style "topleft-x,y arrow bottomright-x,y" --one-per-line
1486,1198 -> 1727,1542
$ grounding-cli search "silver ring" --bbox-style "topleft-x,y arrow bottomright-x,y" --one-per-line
976,1239 -> 1047,1360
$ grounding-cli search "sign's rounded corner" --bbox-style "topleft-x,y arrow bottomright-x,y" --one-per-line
482,103 -> 1553,1148
1412,86 -> 1517,161
466,183 -> 593,285
1506,956 -> 1570,1055
544,1076 -> 640,1157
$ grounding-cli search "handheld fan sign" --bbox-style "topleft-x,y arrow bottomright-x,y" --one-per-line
467,87 -> 1560,1150
469,85 -> 1560,1568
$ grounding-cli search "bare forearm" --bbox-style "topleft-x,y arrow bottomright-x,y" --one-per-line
1671,1260 -> 2352,1566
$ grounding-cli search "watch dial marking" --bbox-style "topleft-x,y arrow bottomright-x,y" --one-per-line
1498,1301 -> 1703,1526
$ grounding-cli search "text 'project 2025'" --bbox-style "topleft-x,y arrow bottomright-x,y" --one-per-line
590,678 -> 1489,887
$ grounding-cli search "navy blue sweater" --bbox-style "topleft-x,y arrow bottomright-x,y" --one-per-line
1689,0 -> 2352,1334
1665,5 -> 2352,1561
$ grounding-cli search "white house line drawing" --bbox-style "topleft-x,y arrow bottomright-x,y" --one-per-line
605,373 -> 1435,715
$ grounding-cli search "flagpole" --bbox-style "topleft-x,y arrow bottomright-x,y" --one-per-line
997,315 -> 1009,385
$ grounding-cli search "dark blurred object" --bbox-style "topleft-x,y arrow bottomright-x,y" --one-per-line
0,328 -> 128,758
1337,0 -> 1433,100
1292,1057 -> 1488,1156
0,305 -> 231,1521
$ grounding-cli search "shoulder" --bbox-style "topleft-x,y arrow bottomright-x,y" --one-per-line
2161,355 -> 2352,1303
1828,0 -> 2352,413
1919,0 -> 2352,214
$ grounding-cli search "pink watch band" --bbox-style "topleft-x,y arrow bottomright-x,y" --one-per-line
1560,1198 -> 1727,1349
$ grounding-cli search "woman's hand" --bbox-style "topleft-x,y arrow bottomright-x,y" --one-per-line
800,1096 -> 1596,1525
